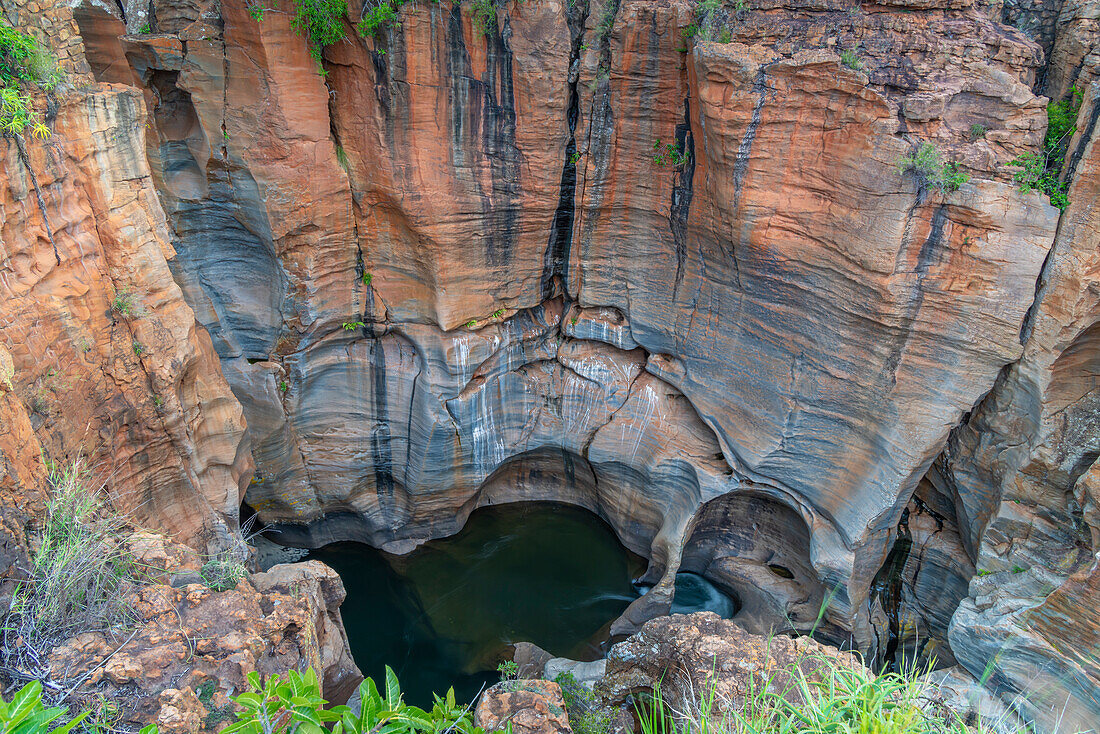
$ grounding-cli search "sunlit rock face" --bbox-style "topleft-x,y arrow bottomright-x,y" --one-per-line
68,0 -> 1063,636
49,0 -> 1100,725
0,0 -> 251,552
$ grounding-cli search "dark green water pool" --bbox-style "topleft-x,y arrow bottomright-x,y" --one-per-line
307,502 -> 736,706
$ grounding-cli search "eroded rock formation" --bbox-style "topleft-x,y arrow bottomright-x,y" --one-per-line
6,0 -> 1100,728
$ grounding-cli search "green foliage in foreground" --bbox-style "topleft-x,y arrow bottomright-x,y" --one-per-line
0,20 -> 61,138
636,657 -> 980,734
224,667 -> 485,734
12,667 -> 485,734
0,681 -> 89,734
897,142 -> 969,195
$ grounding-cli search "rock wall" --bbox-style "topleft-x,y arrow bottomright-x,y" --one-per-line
11,0 -> 1100,727
0,0 -> 251,552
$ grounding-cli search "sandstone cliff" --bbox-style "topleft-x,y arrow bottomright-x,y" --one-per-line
4,0 -> 1100,728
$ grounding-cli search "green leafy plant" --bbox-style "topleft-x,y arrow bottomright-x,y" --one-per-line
0,681 -> 89,734
897,142 -> 968,194
343,321 -> 366,331
247,0 -> 275,21
290,0 -> 349,66
466,319 -> 478,329
491,309 -> 505,319
278,379 -> 290,393
839,49 -> 862,70
132,340 -> 145,356
1007,86 -> 1081,210
652,138 -> 688,167
471,0 -> 498,37
223,667 -> 485,734
496,660 -> 519,682
362,271 -> 373,287
969,123 -> 987,139
336,144 -> 350,170
357,0 -> 409,38
0,21 -> 62,139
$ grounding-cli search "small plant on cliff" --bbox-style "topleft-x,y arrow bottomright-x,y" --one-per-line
0,21 -> 62,139
290,0 -> 349,66
247,0 -> 275,22
471,0 -> 499,37
358,0 -> 410,37
497,660 -> 519,682
653,138 -> 688,167
970,123 -> 988,139
343,320 -> 366,331
897,142 -> 968,195
1008,86 -> 1082,211
200,554 -> 248,592
111,289 -> 137,317
839,49 -> 862,70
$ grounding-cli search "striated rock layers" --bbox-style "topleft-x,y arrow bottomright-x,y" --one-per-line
1,0 -> 251,553
5,0 -> 1100,727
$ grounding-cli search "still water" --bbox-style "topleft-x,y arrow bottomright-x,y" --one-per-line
308,502 -> 735,705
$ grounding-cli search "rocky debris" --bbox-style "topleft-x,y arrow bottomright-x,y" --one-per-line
475,680 -> 573,734
598,612 -> 866,716
38,533 -> 360,731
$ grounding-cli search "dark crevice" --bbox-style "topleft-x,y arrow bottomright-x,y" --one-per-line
12,136 -> 61,265
870,508 -> 912,670
669,95 -> 695,294
540,1 -> 589,301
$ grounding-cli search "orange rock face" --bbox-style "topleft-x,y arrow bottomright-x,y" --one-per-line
0,80 -> 252,551
9,0 -> 1100,727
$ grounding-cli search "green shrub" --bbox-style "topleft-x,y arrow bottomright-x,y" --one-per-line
0,681 -> 90,734
652,138 -> 688,167
497,660 -> 519,681
555,672 -> 614,734
969,123 -> 987,139
343,320 -> 366,330
897,142 -> 968,194
471,0 -> 498,37
291,0 -> 349,65
357,0 -> 409,37
1007,86 -> 1081,210
839,49 -> 862,70
0,21 -> 61,138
